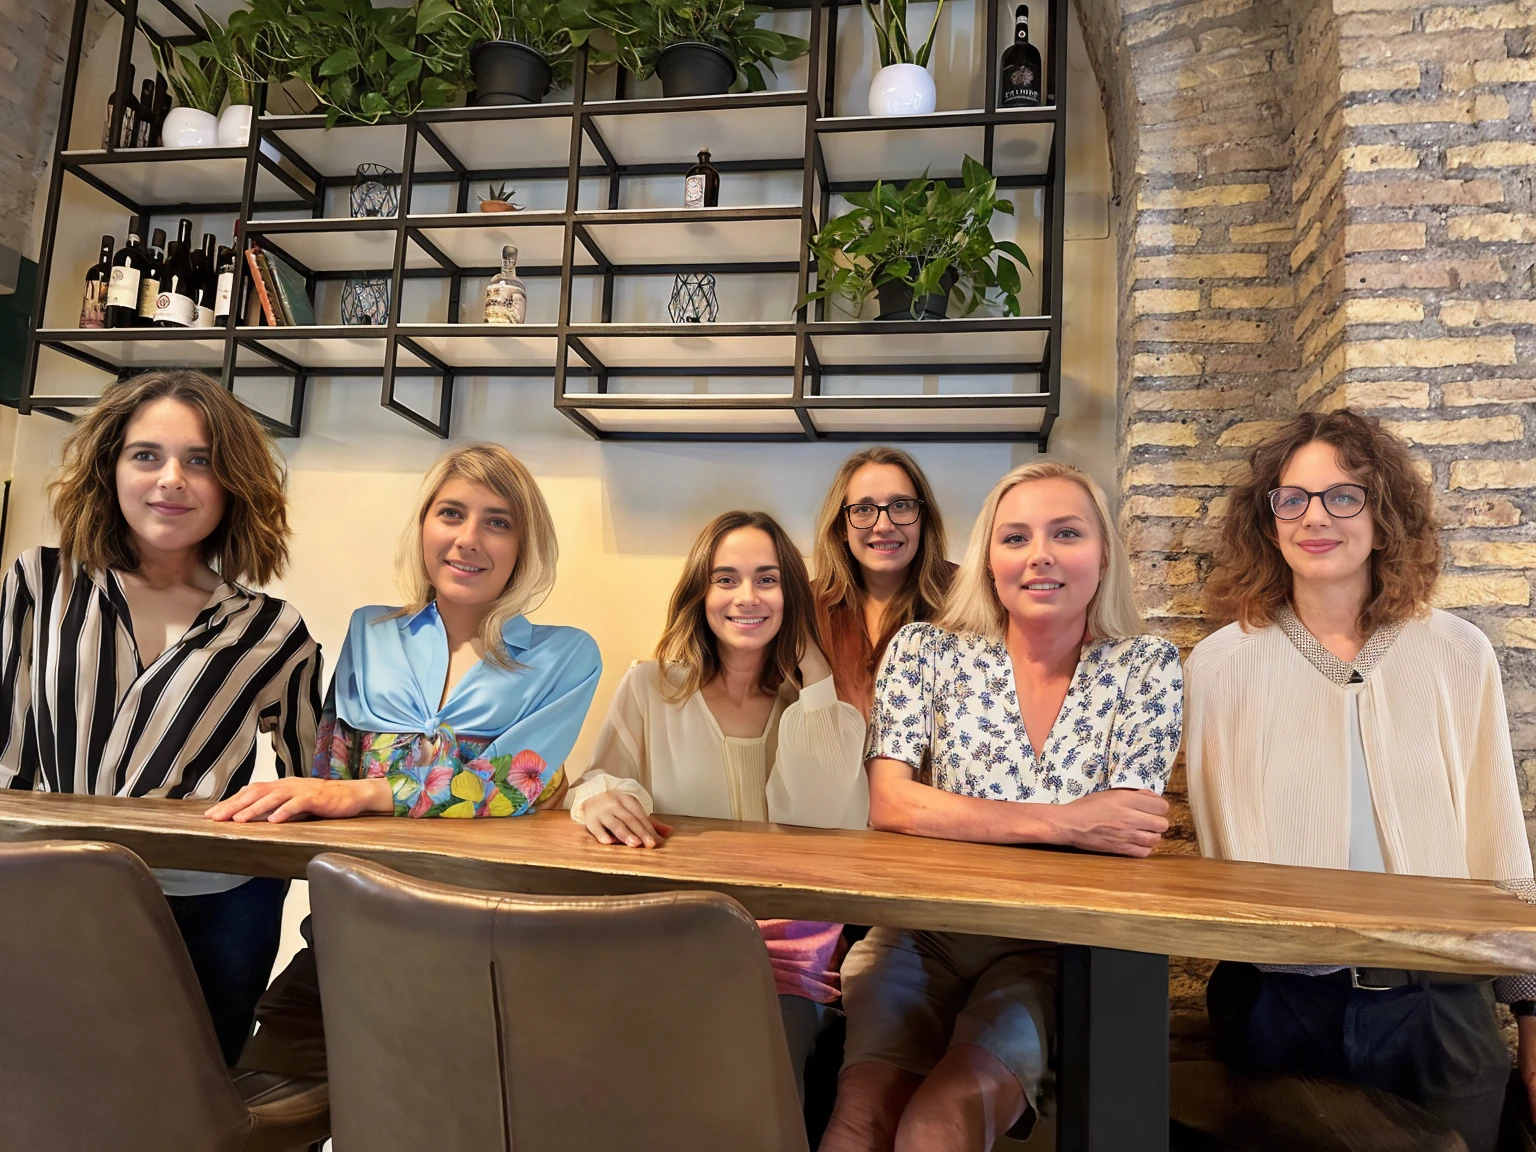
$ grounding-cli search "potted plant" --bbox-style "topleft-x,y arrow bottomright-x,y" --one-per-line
194,6 -> 273,146
479,181 -> 524,211
593,0 -> 809,97
455,0 -> 590,105
801,156 -> 1031,321
862,0 -> 946,116
148,27 -> 227,147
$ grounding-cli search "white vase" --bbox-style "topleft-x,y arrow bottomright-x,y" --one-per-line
161,107 -> 219,148
868,62 -> 937,117
217,104 -> 254,147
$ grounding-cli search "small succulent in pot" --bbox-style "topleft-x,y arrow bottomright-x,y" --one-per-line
479,181 -> 524,212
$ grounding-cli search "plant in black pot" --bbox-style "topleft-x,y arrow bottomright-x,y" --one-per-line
593,0 -> 809,97
455,0 -> 591,105
801,156 -> 1031,321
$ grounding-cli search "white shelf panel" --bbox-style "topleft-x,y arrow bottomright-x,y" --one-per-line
64,151 -> 295,206
261,121 -> 451,179
817,112 -> 1055,184
38,331 -> 226,369
570,405 -> 805,435
423,112 -> 573,171
994,120 -> 1055,178
808,404 -> 1046,434
236,330 -> 387,369
569,329 -> 797,368
397,328 -> 559,368
408,214 -> 579,267
582,98 -> 808,166
577,211 -> 802,265
248,225 -> 433,272
811,324 -> 1050,366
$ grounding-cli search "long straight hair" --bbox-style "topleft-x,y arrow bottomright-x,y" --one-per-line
937,461 -> 1143,643
655,511 -> 820,703
388,444 -> 559,670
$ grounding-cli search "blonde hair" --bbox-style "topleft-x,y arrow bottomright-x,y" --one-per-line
936,461 -> 1142,643
389,444 -> 559,670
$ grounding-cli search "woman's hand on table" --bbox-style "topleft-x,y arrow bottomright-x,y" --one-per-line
580,790 -> 673,849
1519,1015 -> 1536,1124
205,777 -> 393,823
1054,788 -> 1170,857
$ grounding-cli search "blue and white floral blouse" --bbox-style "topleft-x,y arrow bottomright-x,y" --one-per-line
867,622 -> 1184,802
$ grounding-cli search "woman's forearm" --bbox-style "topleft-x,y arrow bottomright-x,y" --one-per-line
869,769 -> 1071,846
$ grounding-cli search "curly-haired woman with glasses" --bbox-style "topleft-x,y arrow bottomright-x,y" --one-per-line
1186,409 -> 1532,1152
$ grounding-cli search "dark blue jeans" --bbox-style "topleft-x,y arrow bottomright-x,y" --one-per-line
166,877 -> 290,1066
1208,961 -> 1510,1152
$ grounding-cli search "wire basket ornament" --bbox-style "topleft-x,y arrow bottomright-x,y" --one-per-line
668,272 -> 719,323
344,163 -> 397,325
341,278 -> 391,326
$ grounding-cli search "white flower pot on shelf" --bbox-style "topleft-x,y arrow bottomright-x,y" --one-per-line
162,107 -> 219,148
868,62 -> 936,117
218,104 -> 254,147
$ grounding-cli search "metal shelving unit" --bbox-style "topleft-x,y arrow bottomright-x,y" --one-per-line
22,0 -> 1068,444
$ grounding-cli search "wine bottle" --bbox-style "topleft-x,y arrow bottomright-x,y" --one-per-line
192,232 -> 218,328
213,243 -> 237,326
999,5 -> 1043,108
153,219 -> 197,328
150,74 -> 169,147
684,147 -> 719,209
104,218 -> 147,328
133,79 -> 156,148
79,235 -> 113,329
102,63 -> 137,149
484,245 -> 527,324
137,227 -> 167,327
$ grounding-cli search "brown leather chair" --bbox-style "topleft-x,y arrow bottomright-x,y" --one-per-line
0,840 -> 329,1152
308,852 -> 808,1152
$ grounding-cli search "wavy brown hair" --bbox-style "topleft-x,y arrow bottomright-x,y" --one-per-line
811,447 -> 953,710
656,511 -> 820,703
49,370 -> 291,585
1206,409 -> 1440,634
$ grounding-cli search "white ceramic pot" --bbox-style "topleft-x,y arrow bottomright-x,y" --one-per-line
162,107 -> 219,148
868,62 -> 936,117
217,104 -> 254,147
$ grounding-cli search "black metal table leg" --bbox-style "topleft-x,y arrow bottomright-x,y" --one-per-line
1057,945 -> 1170,1152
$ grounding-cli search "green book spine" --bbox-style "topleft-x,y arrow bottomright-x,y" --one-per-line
264,251 -> 316,326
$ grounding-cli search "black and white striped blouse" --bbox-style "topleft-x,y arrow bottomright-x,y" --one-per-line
0,546 -> 322,800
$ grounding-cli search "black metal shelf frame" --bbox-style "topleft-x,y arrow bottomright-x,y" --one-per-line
23,0 -> 1068,445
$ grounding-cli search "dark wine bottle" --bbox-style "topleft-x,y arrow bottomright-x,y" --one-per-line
150,74 -> 169,147
153,219 -> 197,328
79,235 -> 113,329
684,147 -> 719,209
102,63 -> 137,149
999,5 -> 1043,108
192,232 -> 219,328
137,227 -> 167,327
133,79 -> 156,147
213,243 -> 237,326
104,218 -> 148,328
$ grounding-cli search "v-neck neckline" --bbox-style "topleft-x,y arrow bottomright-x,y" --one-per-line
105,569 -> 233,674
995,637 -> 1095,771
695,686 -> 783,746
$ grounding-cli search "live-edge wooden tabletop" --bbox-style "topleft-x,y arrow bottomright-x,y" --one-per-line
2,791 -> 1534,974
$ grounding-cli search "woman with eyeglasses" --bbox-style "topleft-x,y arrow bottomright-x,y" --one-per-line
1186,410 -> 1532,1151
811,447 -> 956,719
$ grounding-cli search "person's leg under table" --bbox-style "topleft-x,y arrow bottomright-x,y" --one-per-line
1056,945 -> 1170,1152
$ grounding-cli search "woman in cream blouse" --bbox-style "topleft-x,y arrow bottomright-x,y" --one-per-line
1186,409 -> 1532,1152
567,509 -> 868,1101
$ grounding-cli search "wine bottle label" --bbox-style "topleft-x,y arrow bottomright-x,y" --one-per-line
193,303 -> 216,328
1002,64 -> 1040,106
684,174 -> 707,209
138,276 -> 161,318
155,290 -> 196,327
80,282 -> 105,328
215,271 -> 234,317
106,265 -> 141,308
484,283 -> 526,325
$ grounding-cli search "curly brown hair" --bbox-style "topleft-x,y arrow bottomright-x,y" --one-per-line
1206,409 -> 1440,635
49,370 -> 292,585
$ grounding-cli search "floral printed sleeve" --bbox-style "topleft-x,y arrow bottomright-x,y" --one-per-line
865,622 -> 941,772
1105,636 -> 1184,793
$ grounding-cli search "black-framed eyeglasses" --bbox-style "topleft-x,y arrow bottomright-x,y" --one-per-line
842,499 -> 925,529
1268,483 -> 1370,520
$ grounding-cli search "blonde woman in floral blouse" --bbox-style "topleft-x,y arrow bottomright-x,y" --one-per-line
820,461 -> 1183,1152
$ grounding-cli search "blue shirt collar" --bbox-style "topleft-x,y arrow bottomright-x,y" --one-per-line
400,600 -> 533,654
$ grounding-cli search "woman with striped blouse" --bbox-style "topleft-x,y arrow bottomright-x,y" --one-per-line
0,369 -> 321,1064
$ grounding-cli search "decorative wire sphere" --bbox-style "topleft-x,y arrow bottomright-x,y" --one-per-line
351,163 -> 399,218
342,277 -> 391,326
668,272 -> 719,324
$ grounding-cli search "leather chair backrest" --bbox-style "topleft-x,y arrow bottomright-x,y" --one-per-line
308,852 -> 809,1152
0,840 -> 254,1152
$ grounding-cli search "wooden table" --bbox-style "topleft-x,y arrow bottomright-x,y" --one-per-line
5,791 -> 1535,1151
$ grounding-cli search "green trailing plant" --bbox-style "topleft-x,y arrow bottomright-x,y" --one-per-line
800,156 -> 1031,319
250,0 -> 470,126
591,0 -> 809,92
861,0 -> 947,68
450,0 -> 594,92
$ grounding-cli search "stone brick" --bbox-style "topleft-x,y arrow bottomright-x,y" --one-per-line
1125,495 -> 1204,518
1166,557 -> 1200,585
1440,300 -> 1536,327
1472,58 -> 1536,82
1126,460 -> 1250,488
1382,415 -> 1524,444
1341,297 -> 1425,323
1339,11 -> 1416,35
1137,183 -> 1272,210
1136,150 -> 1203,175
1340,30 -> 1506,67
1229,221 -> 1294,243
1448,141 -> 1536,169
1135,289 -> 1204,314
1290,221 -> 1325,271
1424,3 -> 1536,30
1491,619 -> 1536,650
1344,179 -> 1503,208
1135,318 -> 1272,343
1130,388 -> 1255,411
1217,420 -> 1287,447
1134,253 -> 1271,280
1205,144 -> 1291,175
1449,458 -> 1536,489
1447,214 -> 1536,242
1345,222 -> 1428,251
1206,496 -> 1232,520
1449,541 -> 1536,567
1346,336 -> 1516,368
1211,286 -> 1294,308
1343,380 -> 1431,407
1432,574 -> 1533,608
1348,257 -> 1505,288
1125,518 -> 1227,552
1339,64 -> 1422,91
1124,0 -> 1257,46
1342,95 -> 1508,126
1130,421 -> 1202,446
1137,222 -> 1202,248
1443,378 -> 1536,406
1133,352 -> 1205,376
1441,495 -> 1523,526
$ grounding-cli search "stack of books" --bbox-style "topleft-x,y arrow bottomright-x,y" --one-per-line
245,244 -> 316,326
